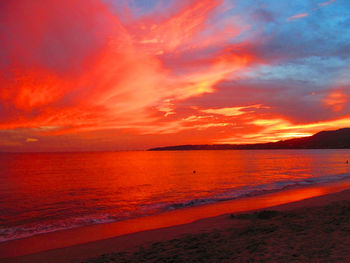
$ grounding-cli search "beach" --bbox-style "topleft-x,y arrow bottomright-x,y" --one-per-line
2,0 -> 350,261
2,180 -> 350,263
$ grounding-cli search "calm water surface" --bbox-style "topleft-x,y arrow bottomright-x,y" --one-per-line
1,150 -> 350,242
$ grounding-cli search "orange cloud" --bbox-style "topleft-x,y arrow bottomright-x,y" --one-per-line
0,0 -> 257,138
323,88 -> 349,112
26,138 -> 38,142
214,115 -> 350,144
1,0 -> 347,151
200,104 -> 267,116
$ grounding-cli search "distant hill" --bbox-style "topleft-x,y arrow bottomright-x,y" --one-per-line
148,128 -> 350,151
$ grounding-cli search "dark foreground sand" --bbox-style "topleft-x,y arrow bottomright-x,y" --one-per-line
3,185 -> 350,263
84,201 -> 350,262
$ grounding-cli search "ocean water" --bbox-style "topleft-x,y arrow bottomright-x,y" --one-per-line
1,149 -> 350,242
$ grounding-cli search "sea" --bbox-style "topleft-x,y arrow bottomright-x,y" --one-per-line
1,149 -> 350,243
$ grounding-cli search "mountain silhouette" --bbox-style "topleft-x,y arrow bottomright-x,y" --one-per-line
148,128 -> 350,151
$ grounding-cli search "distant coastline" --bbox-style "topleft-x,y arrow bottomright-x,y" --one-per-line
148,128 -> 350,151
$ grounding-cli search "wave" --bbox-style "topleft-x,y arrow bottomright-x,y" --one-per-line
162,172 -> 350,210
1,172 -> 350,243
0,214 -> 120,243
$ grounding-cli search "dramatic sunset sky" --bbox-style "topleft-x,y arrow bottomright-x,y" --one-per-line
1,0 -> 350,151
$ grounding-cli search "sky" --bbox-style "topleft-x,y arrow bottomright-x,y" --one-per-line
0,0 -> 350,151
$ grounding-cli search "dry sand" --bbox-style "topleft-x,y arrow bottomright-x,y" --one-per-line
3,184 -> 350,263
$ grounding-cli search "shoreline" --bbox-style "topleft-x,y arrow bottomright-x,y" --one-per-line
2,180 -> 350,262
3,171 -> 350,244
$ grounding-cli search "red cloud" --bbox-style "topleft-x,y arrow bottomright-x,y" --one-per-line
318,0 -> 336,6
0,0 -> 257,143
286,13 -> 309,21
1,1 -> 346,151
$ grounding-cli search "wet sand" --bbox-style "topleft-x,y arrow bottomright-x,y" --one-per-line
3,181 -> 350,263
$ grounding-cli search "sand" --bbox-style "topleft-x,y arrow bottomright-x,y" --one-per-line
3,182 -> 350,263
84,203 -> 350,263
